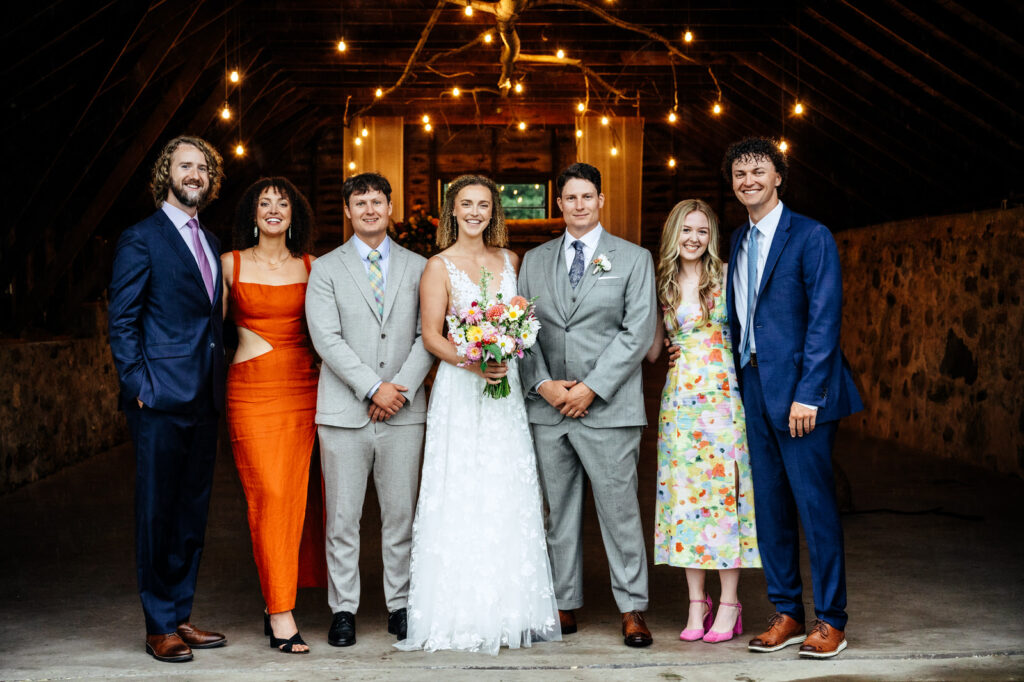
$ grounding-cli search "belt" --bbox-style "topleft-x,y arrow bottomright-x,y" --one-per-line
749,352 -> 758,368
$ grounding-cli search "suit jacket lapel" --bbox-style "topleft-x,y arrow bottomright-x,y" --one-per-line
567,231 -> 613,319
545,239 -> 569,320
381,244 -> 407,324
340,240 -> 381,319
758,207 -> 791,298
152,210 -> 210,297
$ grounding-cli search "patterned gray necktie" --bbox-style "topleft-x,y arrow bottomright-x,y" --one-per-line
568,240 -> 585,288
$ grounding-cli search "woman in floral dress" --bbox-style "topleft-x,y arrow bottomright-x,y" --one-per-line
647,199 -> 760,643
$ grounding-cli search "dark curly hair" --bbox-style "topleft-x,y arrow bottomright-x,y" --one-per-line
437,175 -> 507,249
233,177 -> 315,257
721,137 -> 788,197
556,162 -> 602,196
150,135 -> 224,209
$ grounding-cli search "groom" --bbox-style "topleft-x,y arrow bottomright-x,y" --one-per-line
306,172 -> 434,647
518,162 -> 658,647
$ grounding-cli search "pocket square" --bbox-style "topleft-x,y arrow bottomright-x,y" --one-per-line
598,275 -> 621,280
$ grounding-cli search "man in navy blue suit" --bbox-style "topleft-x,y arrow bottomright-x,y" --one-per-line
109,136 -> 228,662
723,138 -> 862,659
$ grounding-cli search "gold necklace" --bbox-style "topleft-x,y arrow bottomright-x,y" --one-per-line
251,248 -> 289,269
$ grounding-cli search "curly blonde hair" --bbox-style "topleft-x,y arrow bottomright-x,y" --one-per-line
149,135 -> 224,209
656,199 -> 724,330
436,175 -> 507,249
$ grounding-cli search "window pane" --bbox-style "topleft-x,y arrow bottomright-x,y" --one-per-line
442,181 -> 546,220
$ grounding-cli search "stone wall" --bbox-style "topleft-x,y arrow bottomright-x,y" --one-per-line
0,304 -> 126,493
838,207 -> 1023,475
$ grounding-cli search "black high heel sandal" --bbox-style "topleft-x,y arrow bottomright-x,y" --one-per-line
265,611 -> 309,654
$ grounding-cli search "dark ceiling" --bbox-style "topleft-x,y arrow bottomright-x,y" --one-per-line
3,0 -> 1022,333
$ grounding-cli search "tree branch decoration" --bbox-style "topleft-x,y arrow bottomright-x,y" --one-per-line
345,0 -> 712,126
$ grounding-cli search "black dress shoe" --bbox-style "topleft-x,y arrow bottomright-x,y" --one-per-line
387,608 -> 408,640
328,611 -> 356,647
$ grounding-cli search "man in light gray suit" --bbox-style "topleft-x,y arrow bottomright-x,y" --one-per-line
518,162 -> 658,647
305,172 -> 434,647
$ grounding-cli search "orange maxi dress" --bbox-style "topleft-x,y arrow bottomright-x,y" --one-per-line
227,251 -> 326,613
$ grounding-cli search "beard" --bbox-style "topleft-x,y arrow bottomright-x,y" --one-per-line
171,180 -> 208,208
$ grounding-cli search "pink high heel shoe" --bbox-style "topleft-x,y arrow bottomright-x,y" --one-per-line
679,594 -> 713,641
702,601 -> 743,643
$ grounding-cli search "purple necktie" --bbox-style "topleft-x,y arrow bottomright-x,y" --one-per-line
187,218 -> 215,301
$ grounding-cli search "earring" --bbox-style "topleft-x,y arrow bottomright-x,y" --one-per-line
253,224 -> 258,240
288,226 -> 292,240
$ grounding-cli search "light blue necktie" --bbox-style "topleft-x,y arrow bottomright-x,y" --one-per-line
568,240 -> 586,288
740,225 -> 758,367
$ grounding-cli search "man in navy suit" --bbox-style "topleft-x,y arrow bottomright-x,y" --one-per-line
723,138 -> 862,659
109,136 -> 228,662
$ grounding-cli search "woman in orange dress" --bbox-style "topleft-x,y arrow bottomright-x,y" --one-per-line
221,177 -> 323,654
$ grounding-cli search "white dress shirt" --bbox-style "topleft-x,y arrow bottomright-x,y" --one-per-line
561,223 -> 604,273
162,202 -> 217,276
734,201 -> 783,356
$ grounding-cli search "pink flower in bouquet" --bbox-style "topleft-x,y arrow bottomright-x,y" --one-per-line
463,301 -> 483,323
509,295 -> 528,309
485,303 -> 506,322
465,344 -> 483,362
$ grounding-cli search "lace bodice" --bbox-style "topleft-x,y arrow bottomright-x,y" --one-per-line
439,250 -> 516,311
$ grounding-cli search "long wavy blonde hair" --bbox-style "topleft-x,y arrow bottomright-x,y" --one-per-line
436,175 -> 508,249
656,199 -> 724,330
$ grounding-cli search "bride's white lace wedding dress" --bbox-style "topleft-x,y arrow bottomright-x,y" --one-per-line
395,251 -> 560,655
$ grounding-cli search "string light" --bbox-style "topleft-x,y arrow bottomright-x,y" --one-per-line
220,103 -> 231,120
361,128 -> 369,137
235,143 -> 245,156
354,137 -> 362,146
668,157 -> 677,168
556,49 -> 565,59
534,184 -> 540,189
514,82 -> 523,94
375,87 -> 383,98
610,146 -> 619,156
668,111 -> 677,123
229,70 -> 240,83
518,121 -> 527,130
683,30 -> 693,43
425,122 -> 433,132
600,116 -> 609,125
575,129 -> 583,138
464,5 -> 473,16
778,139 -> 789,152
517,196 -> 523,203
793,101 -> 805,115
337,40 -> 347,52
422,114 -> 430,124
348,161 -> 356,170
577,102 -> 585,113
452,86 -> 461,97
483,33 -> 492,43
712,102 -> 722,115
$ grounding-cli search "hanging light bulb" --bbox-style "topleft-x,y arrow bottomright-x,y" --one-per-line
375,87 -> 383,98
452,86 -> 461,97
348,161 -> 356,170
577,102 -> 585,113
518,121 -> 527,130
425,122 -> 433,132
220,103 -> 231,120
422,114 -> 430,124
575,129 -> 583,138
337,40 -> 347,52
712,102 -> 722,115
601,116 -> 609,125
610,146 -> 618,156
354,137 -> 362,146
668,111 -> 677,123
668,157 -> 677,168
793,101 -> 805,115
464,5 -> 473,16
361,128 -> 369,137
778,139 -> 789,152
483,33 -> 493,43
235,143 -> 245,156
683,30 -> 693,43
514,82 -> 523,94
229,70 -> 240,83
556,49 -> 565,59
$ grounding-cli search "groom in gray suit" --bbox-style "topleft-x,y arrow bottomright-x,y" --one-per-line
306,172 -> 434,647
518,162 -> 658,647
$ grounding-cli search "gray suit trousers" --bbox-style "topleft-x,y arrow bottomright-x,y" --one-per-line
320,421 -> 424,614
531,420 -> 648,613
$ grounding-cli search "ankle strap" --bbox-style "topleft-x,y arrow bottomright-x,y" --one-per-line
719,601 -> 741,607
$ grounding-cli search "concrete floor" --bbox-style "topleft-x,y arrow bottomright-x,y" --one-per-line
3,383 -> 1024,679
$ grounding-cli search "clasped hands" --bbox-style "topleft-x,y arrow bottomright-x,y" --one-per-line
539,379 -> 595,419
368,381 -> 408,422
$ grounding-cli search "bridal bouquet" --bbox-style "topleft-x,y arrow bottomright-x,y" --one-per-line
446,269 -> 541,399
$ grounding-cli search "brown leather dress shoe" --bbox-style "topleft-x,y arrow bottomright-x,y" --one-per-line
145,633 -> 193,662
558,609 -> 577,635
621,610 -> 653,647
176,622 -> 227,649
748,613 -> 806,653
798,620 -> 847,658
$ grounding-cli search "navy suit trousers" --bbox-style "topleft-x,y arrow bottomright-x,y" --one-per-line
741,364 -> 848,630
126,401 -> 218,634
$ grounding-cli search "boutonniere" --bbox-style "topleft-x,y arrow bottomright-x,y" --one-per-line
592,254 -> 611,274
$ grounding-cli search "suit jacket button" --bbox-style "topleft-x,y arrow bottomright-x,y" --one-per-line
381,333 -> 386,339
209,342 -> 215,349
565,327 -> 571,333
379,361 -> 385,367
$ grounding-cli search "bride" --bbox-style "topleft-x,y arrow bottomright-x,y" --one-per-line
395,175 -> 560,655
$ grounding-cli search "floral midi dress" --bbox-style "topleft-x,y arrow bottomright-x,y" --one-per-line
653,288 -> 761,569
